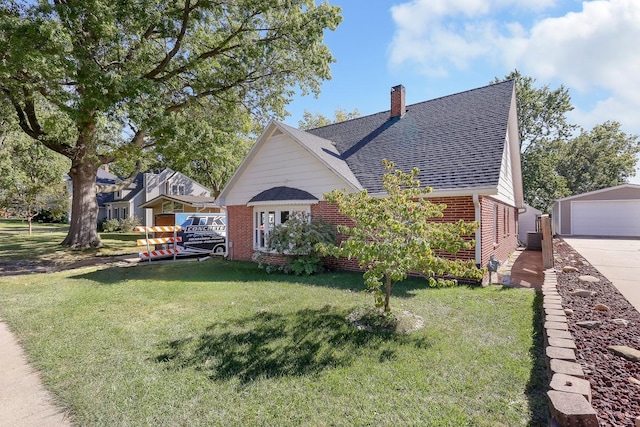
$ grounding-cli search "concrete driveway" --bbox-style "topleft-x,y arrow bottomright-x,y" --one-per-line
562,237 -> 640,312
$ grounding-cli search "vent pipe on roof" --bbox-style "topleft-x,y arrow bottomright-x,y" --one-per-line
390,84 -> 406,118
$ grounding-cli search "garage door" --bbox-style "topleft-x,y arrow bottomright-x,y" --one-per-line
572,200 -> 640,236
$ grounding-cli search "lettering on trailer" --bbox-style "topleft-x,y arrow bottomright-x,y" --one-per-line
175,213 -> 227,255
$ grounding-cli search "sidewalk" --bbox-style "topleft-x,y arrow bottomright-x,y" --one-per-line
0,321 -> 72,427
508,248 -> 544,290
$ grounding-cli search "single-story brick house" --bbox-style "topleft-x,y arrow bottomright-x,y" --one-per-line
217,80 -> 524,276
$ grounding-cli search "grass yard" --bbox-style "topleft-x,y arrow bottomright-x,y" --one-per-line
0,257 -> 548,426
0,219 -> 139,265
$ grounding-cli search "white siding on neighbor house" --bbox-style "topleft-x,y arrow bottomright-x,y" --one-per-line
518,204 -> 542,244
144,169 -> 175,201
224,133 -> 352,206
140,169 -> 211,225
131,191 -> 146,224
167,173 -> 209,197
494,138 -> 516,206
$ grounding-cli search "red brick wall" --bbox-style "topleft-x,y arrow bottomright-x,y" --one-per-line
479,196 -> 519,268
226,205 -> 253,261
426,196 -> 477,262
311,201 -> 361,270
226,198 -> 484,270
227,197 -> 518,278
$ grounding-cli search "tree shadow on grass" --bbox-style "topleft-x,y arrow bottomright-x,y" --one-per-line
153,305 -> 431,384
72,258 -> 439,300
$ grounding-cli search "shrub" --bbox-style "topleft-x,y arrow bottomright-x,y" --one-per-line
255,213 -> 335,275
119,216 -> 141,232
100,218 -> 120,232
99,216 -> 141,233
34,209 -> 68,223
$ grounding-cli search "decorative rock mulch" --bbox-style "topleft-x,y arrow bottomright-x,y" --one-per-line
554,239 -> 640,427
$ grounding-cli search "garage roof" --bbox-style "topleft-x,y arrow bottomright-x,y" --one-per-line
554,184 -> 640,202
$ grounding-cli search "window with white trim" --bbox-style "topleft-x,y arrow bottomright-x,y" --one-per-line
253,205 -> 310,250
171,184 -> 185,195
114,207 -> 120,219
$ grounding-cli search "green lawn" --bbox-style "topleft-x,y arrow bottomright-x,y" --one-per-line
0,219 -> 139,264
0,257 -> 548,426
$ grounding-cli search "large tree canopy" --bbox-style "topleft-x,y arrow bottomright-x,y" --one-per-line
557,121 -> 639,195
298,107 -> 360,130
0,0 -> 342,248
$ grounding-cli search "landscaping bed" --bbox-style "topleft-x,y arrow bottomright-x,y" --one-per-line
554,238 -> 640,426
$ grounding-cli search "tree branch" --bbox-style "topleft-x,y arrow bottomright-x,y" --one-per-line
95,160 -> 143,193
146,8 -> 264,83
98,128 -> 147,165
124,23 -> 157,63
143,0 -> 193,80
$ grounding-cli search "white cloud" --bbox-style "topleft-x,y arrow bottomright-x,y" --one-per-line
389,0 -> 640,135
388,0 -> 556,75
514,0 -> 640,92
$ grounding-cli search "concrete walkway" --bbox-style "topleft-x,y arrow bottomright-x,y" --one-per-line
507,248 -> 544,290
0,321 -> 72,427
562,237 -> 640,312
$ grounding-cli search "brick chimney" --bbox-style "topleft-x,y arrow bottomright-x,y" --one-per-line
390,84 -> 405,118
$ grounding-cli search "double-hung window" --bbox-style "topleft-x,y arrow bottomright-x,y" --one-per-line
171,184 -> 185,195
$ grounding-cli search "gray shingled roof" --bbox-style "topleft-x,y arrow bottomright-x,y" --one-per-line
119,173 -> 144,202
306,80 -> 514,193
249,186 -> 318,203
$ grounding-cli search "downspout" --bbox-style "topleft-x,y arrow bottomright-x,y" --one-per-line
517,205 -> 527,246
473,194 -> 481,267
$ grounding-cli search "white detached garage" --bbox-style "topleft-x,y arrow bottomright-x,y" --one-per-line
551,184 -> 640,237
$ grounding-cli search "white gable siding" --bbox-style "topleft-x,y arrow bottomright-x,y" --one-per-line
224,133 -> 350,206
167,172 -> 210,197
144,169 -> 174,201
494,137 -> 516,206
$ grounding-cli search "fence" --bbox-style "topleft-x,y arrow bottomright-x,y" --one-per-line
540,214 -> 554,269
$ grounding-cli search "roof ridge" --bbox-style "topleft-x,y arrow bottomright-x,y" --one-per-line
404,79 -> 515,110
308,79 -> 515,132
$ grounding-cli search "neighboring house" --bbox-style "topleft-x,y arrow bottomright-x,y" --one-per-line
65,166 -> 118,223
217,80 -> 524,275
139,194 -> 220,228
551,184 -> 640,237
518,203 -> 543,246
104,168 -> 212,226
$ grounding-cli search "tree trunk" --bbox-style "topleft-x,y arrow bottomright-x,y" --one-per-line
62,162 -> 102,248
384,275 -> 392,313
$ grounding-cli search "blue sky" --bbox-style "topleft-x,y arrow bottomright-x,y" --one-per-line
284,0 -> 640,184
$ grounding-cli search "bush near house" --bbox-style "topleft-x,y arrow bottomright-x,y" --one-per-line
99,217 -> 141,233
319,161 -> 484,313
254,213 -> 336,275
